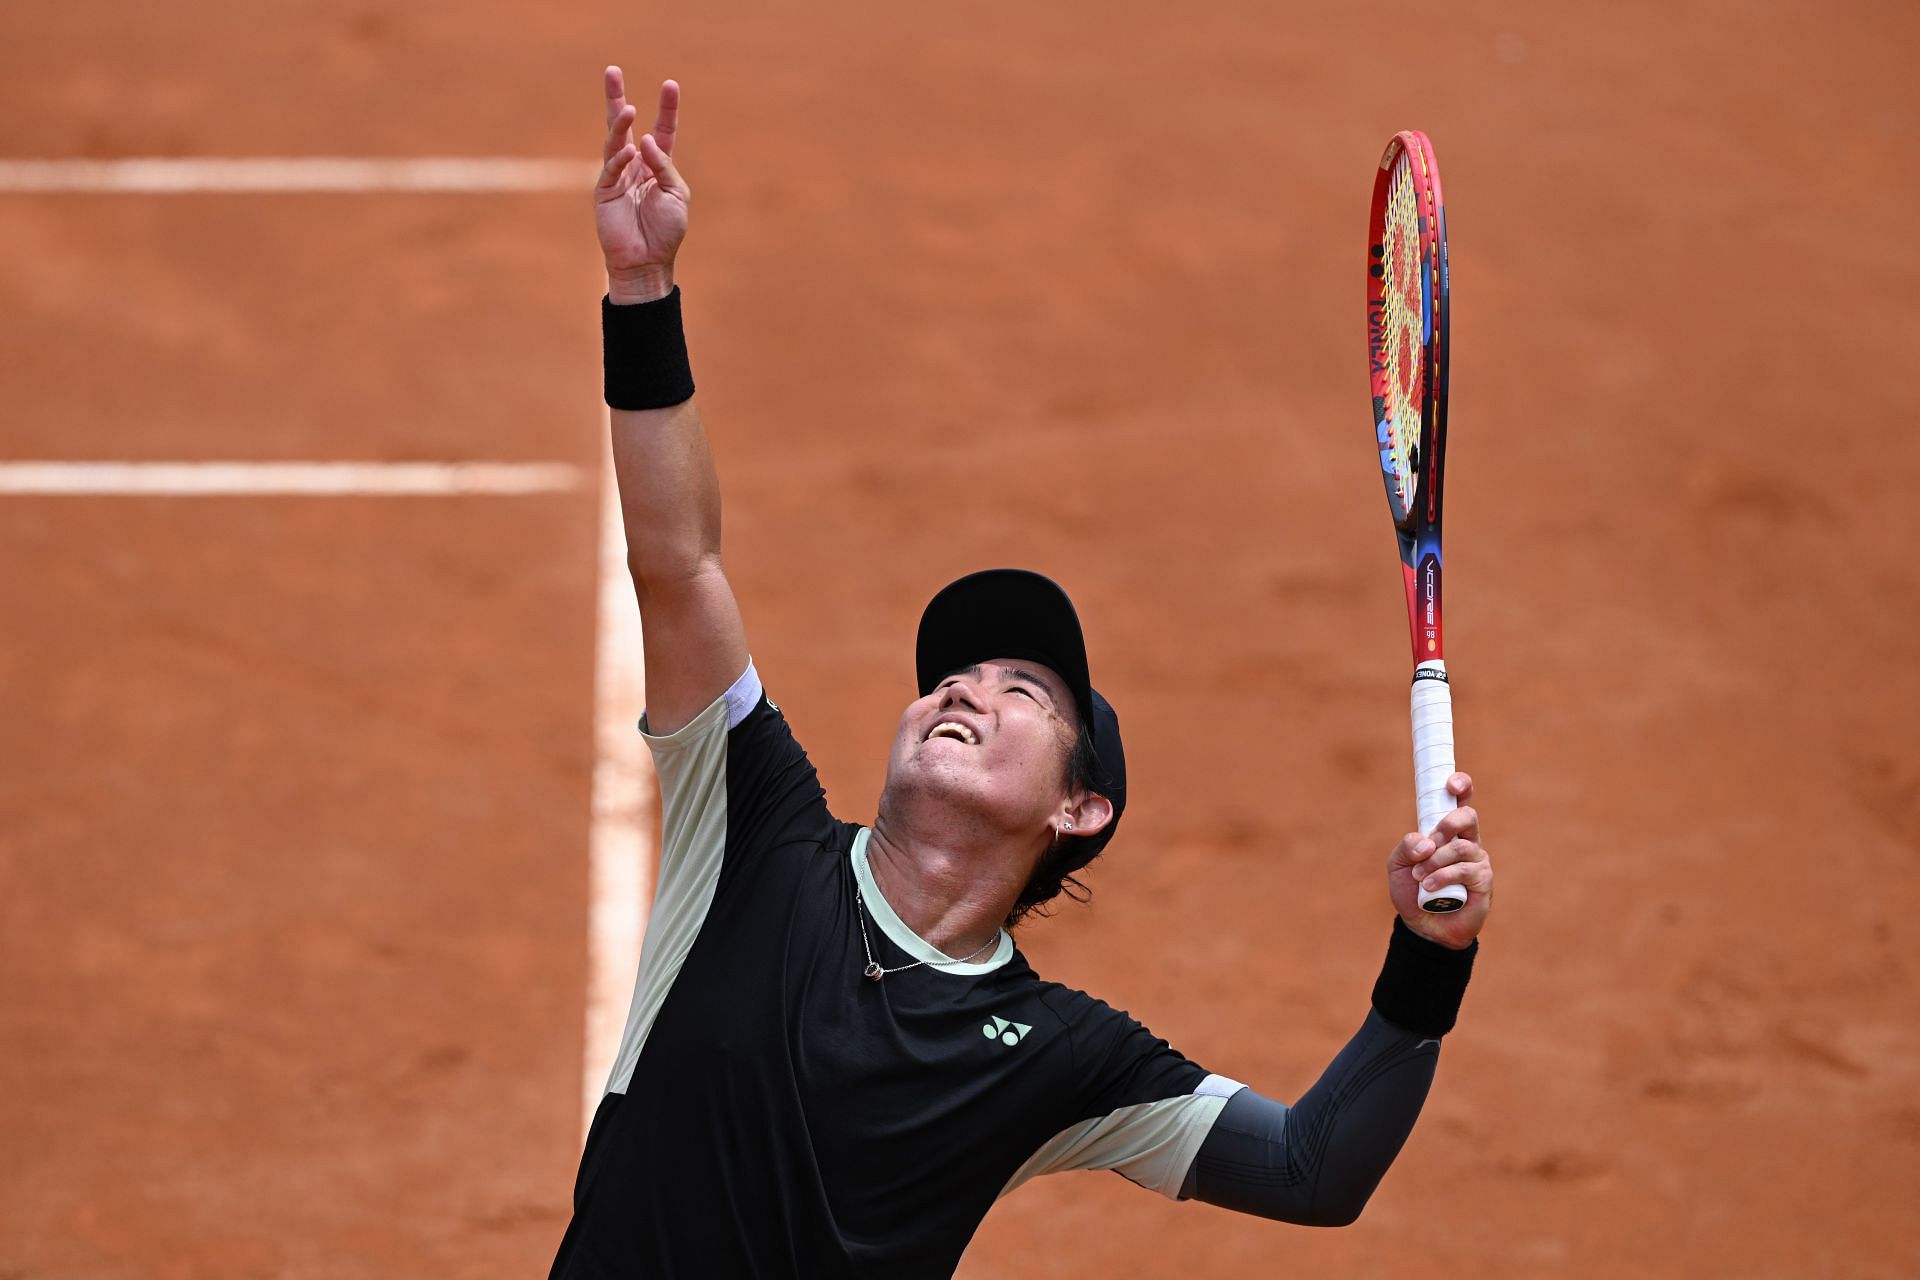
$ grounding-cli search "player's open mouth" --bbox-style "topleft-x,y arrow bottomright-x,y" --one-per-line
925,721 -> 977,745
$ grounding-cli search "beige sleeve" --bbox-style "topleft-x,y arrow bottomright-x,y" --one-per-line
601,684 -> 737,1096
998,1083 -> 1240,1201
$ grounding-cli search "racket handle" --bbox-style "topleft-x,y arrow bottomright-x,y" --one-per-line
1410,660 -> 1466,913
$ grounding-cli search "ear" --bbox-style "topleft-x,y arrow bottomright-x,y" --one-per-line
1061,790 -> 1115,839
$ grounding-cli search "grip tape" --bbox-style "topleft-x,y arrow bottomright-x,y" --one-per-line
1409,660 -> 1464,912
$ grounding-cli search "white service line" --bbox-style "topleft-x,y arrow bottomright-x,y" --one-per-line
0,461 -> 587,495
583,426 -> 653,1136
0,157 -> 588,194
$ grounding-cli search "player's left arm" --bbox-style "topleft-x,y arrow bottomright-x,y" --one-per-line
1179,772 -> 1491,1225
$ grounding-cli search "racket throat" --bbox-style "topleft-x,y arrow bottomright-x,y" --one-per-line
1405,551 -> 1443,663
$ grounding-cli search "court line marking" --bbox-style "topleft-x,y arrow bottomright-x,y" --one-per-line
2,156 -> 649,1146
3,456 -> 644,1137
0,461 -> 587,496
0,157 -> 588,194
583,430 -> 653,1134
2,458 -> 639,1135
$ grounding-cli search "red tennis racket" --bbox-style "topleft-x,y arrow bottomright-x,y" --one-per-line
1366,130 -> 1462,912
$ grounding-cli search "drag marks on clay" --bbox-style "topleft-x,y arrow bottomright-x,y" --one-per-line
1627,953 -> 1914,1115
1265,564 -> 1369,606
1842,748 -> 1920,850
470,1200 -> 567,1235
1688,466 -> 1840,530
1769,1022 -> 1870,1079
1493,1148 -> 1612,1185
1883,1106 -> 1920,1146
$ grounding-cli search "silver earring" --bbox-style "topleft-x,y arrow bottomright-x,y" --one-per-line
1062,820 -> 1073,831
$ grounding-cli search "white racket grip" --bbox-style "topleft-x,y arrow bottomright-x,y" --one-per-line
1410,660 -> 1465,912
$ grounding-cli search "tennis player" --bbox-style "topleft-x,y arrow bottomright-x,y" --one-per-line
548,68 -> 1494,1280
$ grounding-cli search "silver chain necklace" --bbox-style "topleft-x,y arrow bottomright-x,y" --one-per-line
855,885 -> 998,982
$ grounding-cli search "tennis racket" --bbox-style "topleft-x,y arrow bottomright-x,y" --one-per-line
1365,130 -> 1463,913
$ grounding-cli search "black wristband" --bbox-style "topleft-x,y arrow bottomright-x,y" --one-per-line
602,288 -> 695,410
1369,917 -> 1476,1038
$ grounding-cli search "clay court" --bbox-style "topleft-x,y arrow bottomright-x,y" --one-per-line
3,1 -> 1916,1275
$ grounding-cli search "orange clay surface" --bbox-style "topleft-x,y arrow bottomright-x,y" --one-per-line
2,2 -> 1917,1275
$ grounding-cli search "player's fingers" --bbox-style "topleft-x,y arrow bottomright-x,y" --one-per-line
596,142 -> 637,194
1417,836 -> 1484,875
1419,856 -> 1492,898
1447,772 -> 1473,804
609,152 -> 653,200
652,80 -> 681,156
598,150 -> 654,204
1388,832 -> 1434,871
638,134 -> 688,197
603,104 -> 637,162
604,66 -> 628,127
1431,804 -> 1478,844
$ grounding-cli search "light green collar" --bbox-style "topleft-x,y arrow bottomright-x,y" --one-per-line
851,828 -> 1014,975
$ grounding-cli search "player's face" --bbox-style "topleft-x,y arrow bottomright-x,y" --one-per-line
884,659 -> 1080,832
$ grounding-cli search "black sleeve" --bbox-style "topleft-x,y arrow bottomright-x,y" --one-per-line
1068,993 -> 1209,1121
720,692 -> 833,865
1178,921 -> 1477,1224
1178,1012 -> 1437,1225
640,669 -> 835,912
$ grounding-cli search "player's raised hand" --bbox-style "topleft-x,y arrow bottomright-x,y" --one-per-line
596,67 -> 688,303
1387,772 -> 1492,949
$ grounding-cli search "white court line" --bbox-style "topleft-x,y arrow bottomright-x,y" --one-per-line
582,430 -> 653,1134
0,157 -> 587,194
0,461 -> 587,495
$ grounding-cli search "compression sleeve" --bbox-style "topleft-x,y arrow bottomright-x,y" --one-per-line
1178,923 -> 1476,1224
1177,1011 -> 1437,1225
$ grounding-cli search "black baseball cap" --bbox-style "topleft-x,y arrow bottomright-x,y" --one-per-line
915,569 -> 1128,865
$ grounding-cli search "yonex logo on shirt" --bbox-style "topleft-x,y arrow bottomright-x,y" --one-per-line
983,1015 -> 1032,1047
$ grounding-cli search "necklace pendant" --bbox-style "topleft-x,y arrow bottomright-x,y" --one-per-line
863,961 -> 885,982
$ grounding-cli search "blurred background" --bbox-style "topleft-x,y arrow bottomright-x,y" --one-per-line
2,1 -> 1915,1275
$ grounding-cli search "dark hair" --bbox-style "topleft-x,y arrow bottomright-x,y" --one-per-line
1003,723 -> 1105,928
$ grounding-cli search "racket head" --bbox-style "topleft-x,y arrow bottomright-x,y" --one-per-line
1366,130 -> 1450,662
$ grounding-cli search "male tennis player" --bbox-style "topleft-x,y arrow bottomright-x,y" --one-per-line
548,68 -> 1495,1279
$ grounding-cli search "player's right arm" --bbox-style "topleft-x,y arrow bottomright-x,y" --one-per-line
595,66 -> 749,735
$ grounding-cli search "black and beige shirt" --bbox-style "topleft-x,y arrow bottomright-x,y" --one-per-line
549,664 -> 1243,1279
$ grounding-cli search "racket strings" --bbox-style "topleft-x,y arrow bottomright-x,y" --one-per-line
1378,155 -> 1426,507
